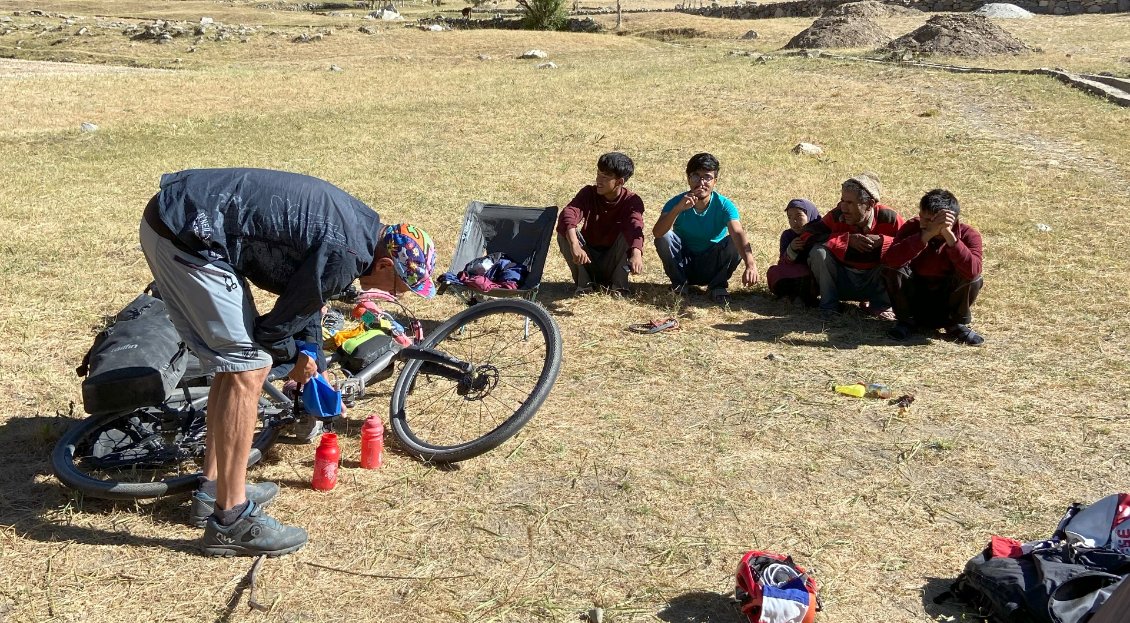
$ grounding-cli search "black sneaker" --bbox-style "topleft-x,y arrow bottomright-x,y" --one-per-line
887,321 -> 915,341
201,501 -> 308,558
945,324 -> 985,346
189,481 -> 281,528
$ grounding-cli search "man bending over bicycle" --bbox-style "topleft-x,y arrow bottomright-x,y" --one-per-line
140,168 -> 436,557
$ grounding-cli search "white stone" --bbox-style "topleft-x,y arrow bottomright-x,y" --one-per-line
200,16 -> 214,25
80,122 -> 98,132
972,3 -> 1035,17
424,23 -> 444,31
1035,223 -> 1052,232
370,9 -> 402,20
520,49 -> 548,59
792,142 -> 823,156
536,61 -> 558,69
329,64 -> 343,71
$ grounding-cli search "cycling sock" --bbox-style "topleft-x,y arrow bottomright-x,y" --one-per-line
198,478 -> 217,498
214,500 -> 250,526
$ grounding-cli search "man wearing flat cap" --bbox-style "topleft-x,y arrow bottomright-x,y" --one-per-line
788,173 -> 904,318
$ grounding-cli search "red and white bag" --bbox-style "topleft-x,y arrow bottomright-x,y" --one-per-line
735,550 -> 821,623
1061,493 -> 1130,554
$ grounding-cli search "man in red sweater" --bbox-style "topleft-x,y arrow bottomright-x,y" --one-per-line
789,173 -> 903,318
882,188 -> 985,345
556,152 -> 645,296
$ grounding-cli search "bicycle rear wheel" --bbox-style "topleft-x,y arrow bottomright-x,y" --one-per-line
389,298 -> 562,463
51,387 -> 285,500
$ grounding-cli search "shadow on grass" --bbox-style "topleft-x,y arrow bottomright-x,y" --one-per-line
0,410 -> 200,554
922,576 -> 974,620
656,590 -> 742,623
713,299 -> 932,350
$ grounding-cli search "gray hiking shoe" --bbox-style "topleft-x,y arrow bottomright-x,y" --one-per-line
189,481 -> 280,528
201,500 -> 308,558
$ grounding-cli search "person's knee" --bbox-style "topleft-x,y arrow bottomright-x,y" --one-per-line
654,230 -> 678,257
956,274 -> 984,289
808,246 -> 832,272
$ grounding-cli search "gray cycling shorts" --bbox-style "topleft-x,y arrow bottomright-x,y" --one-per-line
139,220 -> 273,374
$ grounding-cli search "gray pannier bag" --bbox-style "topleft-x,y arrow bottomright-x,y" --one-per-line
76,290 -> 188,414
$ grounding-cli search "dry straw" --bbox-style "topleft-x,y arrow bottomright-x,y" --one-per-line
0,1 -> 1127,621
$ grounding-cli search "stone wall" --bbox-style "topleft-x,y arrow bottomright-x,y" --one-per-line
687,0 -> 1128,18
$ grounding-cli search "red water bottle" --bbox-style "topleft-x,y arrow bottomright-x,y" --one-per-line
360,415 -> 384,469
312,432 -> 340,491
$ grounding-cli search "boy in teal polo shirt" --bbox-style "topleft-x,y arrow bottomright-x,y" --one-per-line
652,153 -> 759,304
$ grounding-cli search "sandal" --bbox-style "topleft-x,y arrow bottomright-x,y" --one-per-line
627,317 -> 680,334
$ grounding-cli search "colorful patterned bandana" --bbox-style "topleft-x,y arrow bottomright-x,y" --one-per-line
383,223 -> 437,299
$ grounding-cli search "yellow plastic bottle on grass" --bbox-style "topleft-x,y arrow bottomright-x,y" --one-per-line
834,384 -> 867,398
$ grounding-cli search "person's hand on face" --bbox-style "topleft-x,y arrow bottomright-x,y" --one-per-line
686,171 -> 716,205
938,210 -> 958,244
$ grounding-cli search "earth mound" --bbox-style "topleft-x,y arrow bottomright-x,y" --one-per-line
884,13 -> 1030,57
828,1 -> 922,18
784,14 -> 891,49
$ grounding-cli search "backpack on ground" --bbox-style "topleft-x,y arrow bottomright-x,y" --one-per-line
940,494 -> 1130,623
76,290 -> 188,414
735,550 -> 821,623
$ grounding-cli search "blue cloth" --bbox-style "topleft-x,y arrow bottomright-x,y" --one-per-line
296,341 -> 342,418
661,192 -> 740,255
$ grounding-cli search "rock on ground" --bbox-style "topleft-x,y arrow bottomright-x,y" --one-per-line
784,14 -> 890,49
884,14 -> 1030,57
792,142 -> 823,156
519,49 -> 547,59
972,3 -> 1034,18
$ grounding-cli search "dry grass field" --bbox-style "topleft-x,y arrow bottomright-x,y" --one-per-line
0,0 -> 1128,621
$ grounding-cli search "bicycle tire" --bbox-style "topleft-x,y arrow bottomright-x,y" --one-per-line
51,388 -> 284,500
389,298 -> 562,463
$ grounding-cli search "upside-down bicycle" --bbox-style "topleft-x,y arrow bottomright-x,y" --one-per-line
51,288 -> 563,500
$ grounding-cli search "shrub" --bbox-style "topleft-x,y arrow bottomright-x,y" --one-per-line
517,0 -> 567,30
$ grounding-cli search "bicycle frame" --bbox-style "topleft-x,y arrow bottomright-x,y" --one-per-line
263,342 -> 475,426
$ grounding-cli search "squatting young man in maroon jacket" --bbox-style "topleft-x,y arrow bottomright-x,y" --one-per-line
556,152 -> 645,296
882,188 -> 985,345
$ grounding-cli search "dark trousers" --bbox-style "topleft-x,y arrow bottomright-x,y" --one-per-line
557,232 -> 630,290
654,230 -> 741,293
883,266 -> 983,328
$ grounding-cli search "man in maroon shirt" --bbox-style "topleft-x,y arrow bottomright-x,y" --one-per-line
556,152 -> 645,296
882,188 -> 985,345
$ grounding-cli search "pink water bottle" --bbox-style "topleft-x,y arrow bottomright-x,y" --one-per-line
360,415 -> 384,469
312,432 -> 340,491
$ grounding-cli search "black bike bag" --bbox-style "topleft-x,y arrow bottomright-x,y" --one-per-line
338,330 -> 398,376
76,292 -> 188,414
